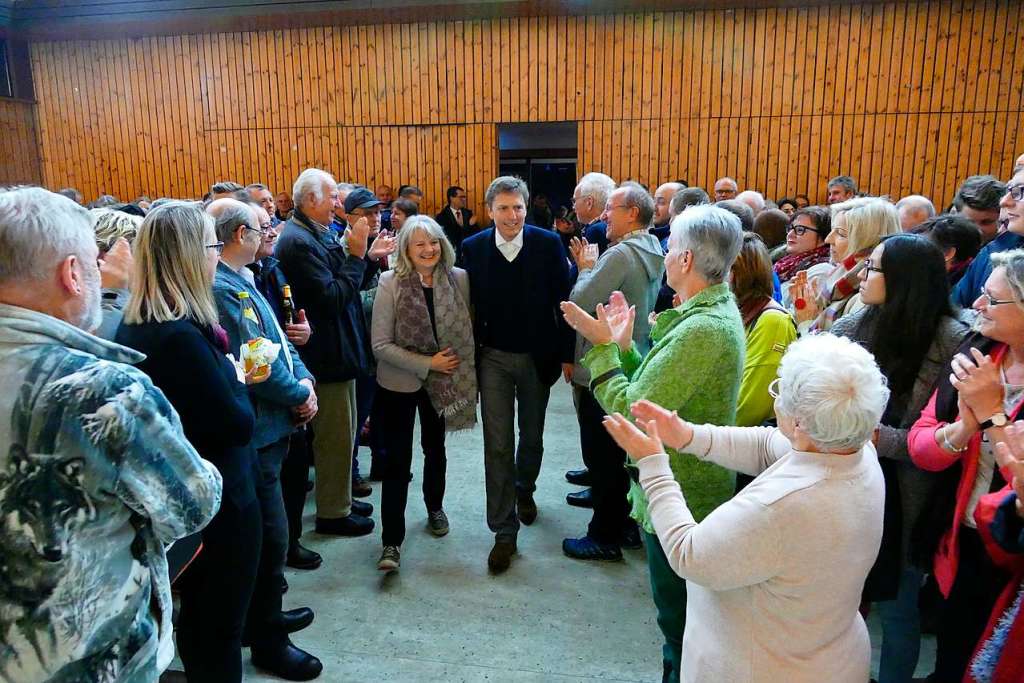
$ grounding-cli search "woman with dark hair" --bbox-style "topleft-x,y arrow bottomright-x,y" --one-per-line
777,197 -> 798,218
552,205 -> 579,252
773,206 -> 832,285
832,233 -> 968,682
389,197 -> 419,233
913,213 -> 984,287
794,193 -> 811,209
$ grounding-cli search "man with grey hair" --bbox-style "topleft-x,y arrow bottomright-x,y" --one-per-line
57,186 -> 83,205
210,180 -> 245,201
651,182 -> 684,242
275,168 -> 382,537
573,172 -> 616,255
561,204 -> 746,682
461,175 -> 573,573
827,175 -> 858,204
207,198 -> 323,679
0,187 -> 221,680
736,189 -> 766,216
895,194 -> 936,231
563,181 -> 664,561
669,186 -> 710,219
331,182 -> 357,234
246,183 -> 280,227
713,176 -> 738,201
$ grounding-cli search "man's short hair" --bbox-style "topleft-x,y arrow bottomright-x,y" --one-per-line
0,187 -> 95,284
912,214 -> 983,263
446,186 -> 465,201
714,199 -> 755,232
292,168 -> 336,208
485,176 -> 529,208
827,175 -> 858,194
58,187 -> 83,203
576,172 -> 617,209
953,175 -> 1007,212
670,187 -> 710,216
210,181 -> 244,196
668,205 -> 744,284
245,183 -> 269,192
208,199 -> 256,243
617,181 -> 656,227
399,185 -> 424,199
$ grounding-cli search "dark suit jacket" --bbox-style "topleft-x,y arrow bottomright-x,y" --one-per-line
435,206 -> 475,263
461,225 -> 574,385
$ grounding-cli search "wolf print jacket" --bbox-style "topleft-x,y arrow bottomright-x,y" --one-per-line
0,304 -> 222,682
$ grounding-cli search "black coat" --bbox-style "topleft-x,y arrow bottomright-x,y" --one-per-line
435,206 -> 475,263
461,225 -> 573,385
274,212 -> 376,383
115,319 -> 258,509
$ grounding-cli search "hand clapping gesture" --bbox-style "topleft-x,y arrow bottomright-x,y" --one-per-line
950,348 -> 1004,421
560,290 -> 635,354
368,229 -> 398,261
344,217 -> 371,258
569,236 -> 596,271
994,421 -> 1024,518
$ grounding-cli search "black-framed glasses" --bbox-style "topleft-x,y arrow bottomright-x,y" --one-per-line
787,224 -> 821,237
979,287 -> 1018,306
1008,184 -> 1024,201
206,241 -> 225,255
242,224 -> 266,236
863,259 -> 884,275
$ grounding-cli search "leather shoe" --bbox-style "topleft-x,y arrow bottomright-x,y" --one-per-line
517,492 -> 537,525
565,468 -> 592,486
488,538 -> 517,574
566,488 -> 594,508
315,514 -> 374,536
351,499 -> 374,517
281,607 -> 315,634
251,639 -> 323,681
352,475 -> 372,498
286,544 -> 323,570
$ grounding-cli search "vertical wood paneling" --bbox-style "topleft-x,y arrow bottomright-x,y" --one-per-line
0,99 -> 43,186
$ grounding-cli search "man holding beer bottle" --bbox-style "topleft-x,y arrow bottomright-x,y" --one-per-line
208,198 -> 324,681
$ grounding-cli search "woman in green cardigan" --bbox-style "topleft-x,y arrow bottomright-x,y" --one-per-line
561,204 -> 746,683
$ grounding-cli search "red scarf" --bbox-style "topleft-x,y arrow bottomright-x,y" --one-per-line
773,243 -> 830,283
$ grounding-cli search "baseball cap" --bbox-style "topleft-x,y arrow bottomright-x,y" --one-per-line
344,187 -> 382,213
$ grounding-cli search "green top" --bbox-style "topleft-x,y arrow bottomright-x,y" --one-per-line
735,308 -> 797,428
582,282 -> 746,531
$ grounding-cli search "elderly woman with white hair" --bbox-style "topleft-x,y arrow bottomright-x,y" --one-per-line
602,334 -> 887,683
561,204 -> 746,682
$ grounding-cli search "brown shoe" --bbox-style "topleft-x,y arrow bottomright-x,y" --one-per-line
487,538 -> 517,574
517,492 -> 537,525
352,475 -> 373,498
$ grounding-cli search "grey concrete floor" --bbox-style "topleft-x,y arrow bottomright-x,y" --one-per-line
197,381 -> 935,682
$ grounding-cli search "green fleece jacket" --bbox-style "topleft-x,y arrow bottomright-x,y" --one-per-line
582,282 -> 745,531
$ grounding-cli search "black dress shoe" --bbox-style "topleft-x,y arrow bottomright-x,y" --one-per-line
487,538 -> 517,574
287,544 -> 323,570
517,492 -> 537,525
352,475 -> 372,498
351,499 -> 374,517
315,514 -> 374,536
251,639 -> 323,681
565,468 -> 592,486
281,607 -> 315,634
566,488 -> 594,508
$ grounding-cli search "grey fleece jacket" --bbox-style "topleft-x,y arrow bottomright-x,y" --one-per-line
831,308 -> 969,565
570,230 -> 665,387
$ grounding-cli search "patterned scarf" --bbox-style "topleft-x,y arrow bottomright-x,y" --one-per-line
810,254 -> 867,333
773,243 -> 831,283
393,269 -> 477,431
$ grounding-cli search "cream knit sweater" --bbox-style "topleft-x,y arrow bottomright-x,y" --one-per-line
637,425 -> 884,683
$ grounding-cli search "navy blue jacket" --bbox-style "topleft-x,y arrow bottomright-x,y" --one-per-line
274,211 -> 376,383
461,225 -> 573,385
952,230 -> 1024,308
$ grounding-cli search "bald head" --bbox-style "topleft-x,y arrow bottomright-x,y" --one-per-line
714,177 -> 738,201
895,195 -> 936,231
654,182 -> 684,227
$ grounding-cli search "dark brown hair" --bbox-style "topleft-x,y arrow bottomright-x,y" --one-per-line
730,232 -> 775,307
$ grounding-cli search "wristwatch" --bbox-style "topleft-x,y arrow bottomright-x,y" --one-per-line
979,411 -> 1009,430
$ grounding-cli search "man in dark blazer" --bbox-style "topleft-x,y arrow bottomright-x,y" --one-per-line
434,185 -> 476,265
461,176 -> 573,574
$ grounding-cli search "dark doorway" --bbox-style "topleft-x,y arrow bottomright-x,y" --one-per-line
498,122 -> 577,229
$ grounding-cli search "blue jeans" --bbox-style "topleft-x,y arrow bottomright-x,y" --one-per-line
875,566 -> 924,683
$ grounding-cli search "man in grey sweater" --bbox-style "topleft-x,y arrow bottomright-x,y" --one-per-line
563,181 -> 665,561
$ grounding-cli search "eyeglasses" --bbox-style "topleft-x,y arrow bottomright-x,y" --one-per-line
787,224 -> 821,237
768,377 -> 782,399
571,195 -> 588,206
1007,184 -> 1024,201
979,287 -> 1018,306
242,224 -> 266,236
863,259 -> 884,275
206,241 -> 225,255
605,204 -> 630,213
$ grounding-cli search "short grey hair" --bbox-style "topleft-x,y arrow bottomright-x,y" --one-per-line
336,183 -> 357,193
292,168 -> 336,208
895,194 -> 936,218
774,334 -> 889,452
210,181 -> 243,196
828,175 -> 858,194
207,198 -> 257,243
0,187 -> 96,284
736,190 -> 765,214
485,176 -> 529,208
617,181 -> 656,227
668,205 -> 744,284
576,172 -> 616,209
392,215 -> 457,277
990,249 -> 1024,312
91,207 -> 143,252
670,187 -> 710,216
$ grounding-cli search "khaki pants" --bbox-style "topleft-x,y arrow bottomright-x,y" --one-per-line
311,380 -> 356,519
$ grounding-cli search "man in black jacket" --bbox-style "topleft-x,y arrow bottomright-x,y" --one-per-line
434,185 -> 476,264
461,176 -> 573,574
275,168 -> 393,537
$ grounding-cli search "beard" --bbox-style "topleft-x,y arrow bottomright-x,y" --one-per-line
76,262 -> 104,333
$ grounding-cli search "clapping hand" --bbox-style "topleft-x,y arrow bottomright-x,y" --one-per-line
994,421 -> 1024,518
629,400 -> 694,451
99,237 -> 134,290
344,217 -> 371,258
602,413 -> 664,462
569,236 -> 596,271
603,291 -> 636,354
951,348 -> 1004,420
368,229 -> 398,260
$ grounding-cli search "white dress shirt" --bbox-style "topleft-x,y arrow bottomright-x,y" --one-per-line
494,227 -> 524,262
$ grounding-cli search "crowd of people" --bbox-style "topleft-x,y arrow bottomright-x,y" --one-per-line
2,158 -> 1024,683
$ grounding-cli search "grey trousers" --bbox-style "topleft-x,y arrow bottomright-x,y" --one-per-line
478,347 -> 552,541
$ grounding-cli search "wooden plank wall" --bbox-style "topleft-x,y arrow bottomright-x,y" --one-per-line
0,99 -> 43,185
27,2 -> 1024,216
